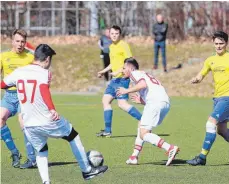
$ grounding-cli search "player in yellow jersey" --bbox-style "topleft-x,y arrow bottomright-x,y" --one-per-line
187,31 -> 229,166
0,29 -> 36,168
96,25 -> 142,137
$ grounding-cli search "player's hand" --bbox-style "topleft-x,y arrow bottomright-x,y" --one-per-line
190,77 -> 200,84
130,93 -> 141,104
97,71 -> 104,78
116,87 -> 128,97
50,109 -> 60,121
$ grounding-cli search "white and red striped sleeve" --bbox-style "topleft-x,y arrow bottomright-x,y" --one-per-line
39,70 -> 55,110
2,70 -> 18,88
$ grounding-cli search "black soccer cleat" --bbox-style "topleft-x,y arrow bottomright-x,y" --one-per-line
96,130 -> 112,138
20,159 -> 37,169
11,152 -> 22,168
82,165 -> 108,180
186,156 -> 206,166
43,181 -> 51,184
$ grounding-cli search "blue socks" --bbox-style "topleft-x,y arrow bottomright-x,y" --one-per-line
128,106 -> 142,121
1,125 -> 19,154
104,107 -> 141,133
23,130 -> 36,162
104,110 -> 113,133
200,132 -> 216,159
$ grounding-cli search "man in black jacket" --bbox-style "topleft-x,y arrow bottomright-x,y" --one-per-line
153,14 -> 168,72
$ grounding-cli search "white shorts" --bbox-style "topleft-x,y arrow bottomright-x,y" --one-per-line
24,117 -> 72,152
140,102 -> 170,130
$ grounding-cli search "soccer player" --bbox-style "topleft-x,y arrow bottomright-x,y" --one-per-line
97,25 -> 142,137
0,44 -> 108,184
187,31 -> 229,166
0,29 -> 36,168
116,58 -> 179,166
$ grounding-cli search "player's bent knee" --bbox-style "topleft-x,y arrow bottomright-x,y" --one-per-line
140,128 -> 150,140
206,121 -> 217,133
62,128 -> 78,142
40,144 -> 48,152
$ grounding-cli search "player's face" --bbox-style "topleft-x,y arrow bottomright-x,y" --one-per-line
110,28 -> 120,43
214,38 -> 227,55
122,63 -> 131,78
12,34 -> 26,54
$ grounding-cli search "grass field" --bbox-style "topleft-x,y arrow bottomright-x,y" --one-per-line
1,95 -> 229,184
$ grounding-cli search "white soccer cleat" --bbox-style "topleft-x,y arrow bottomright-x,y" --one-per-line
166,145 -> 179,166
126,156 -> 138,165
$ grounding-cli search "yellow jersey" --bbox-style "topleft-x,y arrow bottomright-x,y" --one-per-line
109,40 -> 132,78
200,51 -> 229,97
0,49 -> 34,90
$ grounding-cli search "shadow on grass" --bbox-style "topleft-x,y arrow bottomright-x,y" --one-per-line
48,161 -> 77,167
141,159 -> 187,166
111,134 -> 170,139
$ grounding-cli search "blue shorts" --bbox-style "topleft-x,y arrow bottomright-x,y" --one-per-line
0,90 -> 20,117
211,96 -> 229,123
104,78 -> 130,100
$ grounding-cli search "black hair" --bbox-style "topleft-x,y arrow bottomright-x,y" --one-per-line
124,57 -> 139,70
34,44 -> 56,62
212,31 -> 228,42
111,25 -> 122,34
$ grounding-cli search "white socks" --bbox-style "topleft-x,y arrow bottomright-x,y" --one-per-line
69,135 -> 91,173
143,133 -> 170,152
132,128 -> 144,157
36,151 -> 49,183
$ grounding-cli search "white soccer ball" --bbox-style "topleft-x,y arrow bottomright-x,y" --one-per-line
87,150 -> 104,167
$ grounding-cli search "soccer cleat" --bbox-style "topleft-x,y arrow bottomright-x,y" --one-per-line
43,182 -> 51,184
11,153 -> 22,168
186,156 -> 206,166
20,159 -> 37,169
82,165 -> 108,180
126,156 -> 138,165
166,145 -> 179,166
96,130 -> 112,138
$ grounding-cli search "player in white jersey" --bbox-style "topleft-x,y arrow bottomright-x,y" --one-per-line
117,58 -> 179,166
0,44 -> 108,184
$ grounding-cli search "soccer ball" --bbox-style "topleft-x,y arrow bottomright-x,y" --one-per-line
87,150 -> 104,167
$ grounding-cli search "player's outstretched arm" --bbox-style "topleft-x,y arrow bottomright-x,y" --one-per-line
98,64 -> 111,78
117,80 -> 147,96
110,68 -> 123,77
190,72 -> 204,84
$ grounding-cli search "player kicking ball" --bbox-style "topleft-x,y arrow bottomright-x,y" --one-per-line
1,44 -> 108,184
116,58 -> 179,166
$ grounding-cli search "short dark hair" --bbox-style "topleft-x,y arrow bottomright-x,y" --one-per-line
212,31 -> 228,42
34,44 -> 56,62
111,25 -> 122,34
12,29 -> 27,40
124,57 -> 139,70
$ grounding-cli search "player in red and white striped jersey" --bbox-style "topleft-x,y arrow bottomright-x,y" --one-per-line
1,44 -> 108,184
117,57 -> 179,166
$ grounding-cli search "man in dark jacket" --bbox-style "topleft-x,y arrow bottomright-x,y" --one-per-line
153,14 -> 168,72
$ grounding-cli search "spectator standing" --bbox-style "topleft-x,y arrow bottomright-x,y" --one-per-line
153,14 -> 168,72
98,29 -> 112,81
